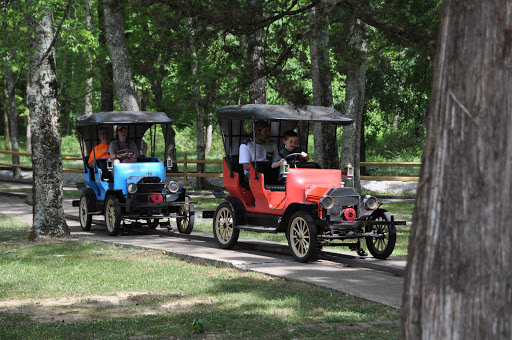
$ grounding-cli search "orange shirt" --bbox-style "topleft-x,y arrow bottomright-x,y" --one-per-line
88,143 -> 110,165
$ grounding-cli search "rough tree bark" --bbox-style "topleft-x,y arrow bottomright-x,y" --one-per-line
247,0 -> 266,104
103,0 -> 139,111
340,17 -> 367,192
25,69 -> 32,153
26,9 -> 69,239
402,0 -> 512,338
309,3 -> 338,169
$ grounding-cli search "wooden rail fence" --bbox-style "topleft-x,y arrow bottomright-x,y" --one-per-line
0,150 -> 421,185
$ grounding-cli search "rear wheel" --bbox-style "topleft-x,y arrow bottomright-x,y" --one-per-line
287,211 -> 318,263
104,195 -> 121,236
213,202 -> 239,249
79,194 -> 92,231
365,210 -> 396,259
177,202 -> 195,234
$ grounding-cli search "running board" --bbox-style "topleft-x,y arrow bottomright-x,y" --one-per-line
236,225 -> 279,233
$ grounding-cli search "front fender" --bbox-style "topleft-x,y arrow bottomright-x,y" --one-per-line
279,203 -> 318,232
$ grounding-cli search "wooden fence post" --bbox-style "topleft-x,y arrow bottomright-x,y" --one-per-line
183,153 -> 188,187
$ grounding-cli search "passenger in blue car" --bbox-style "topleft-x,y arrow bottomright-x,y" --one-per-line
110,125 -> 140,163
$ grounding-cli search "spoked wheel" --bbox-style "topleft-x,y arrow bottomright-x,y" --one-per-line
79,193 -> 92,231
104,195 -> 121,236
147,219 -> 159,229
365,209 -> 396,259
287,211 -> 318,263
213,202 -> 239,249
176,201 -> 195,234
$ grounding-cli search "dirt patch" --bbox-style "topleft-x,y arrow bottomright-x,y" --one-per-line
0,292 -> 211,324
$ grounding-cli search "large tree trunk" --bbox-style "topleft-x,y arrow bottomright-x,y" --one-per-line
3,24 -> 21,178
103,0 -> 139,111
153,78 -> 178,172
98,0 -> 114,112
402,0 -> 512,338
340,18 -> 367,192
309,3 -> 338,169
25,69 -> 32,153
247,0 -> 266,104
26,9 -> 69,240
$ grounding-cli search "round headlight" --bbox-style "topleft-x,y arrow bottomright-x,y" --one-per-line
127,183 -> 138,194
320,195 -> 334,210
364,195 -> 378,210
168,181 -> 179,193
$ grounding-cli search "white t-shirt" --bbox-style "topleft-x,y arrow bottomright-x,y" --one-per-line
239,141 -> 279,171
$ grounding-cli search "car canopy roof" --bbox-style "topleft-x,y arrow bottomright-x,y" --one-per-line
76,111 -> 172,127
216,104 -> 353,125
76,111 -> 172,157
217,104 -> 353,156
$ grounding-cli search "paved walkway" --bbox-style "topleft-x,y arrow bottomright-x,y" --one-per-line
0,179 -> 406,309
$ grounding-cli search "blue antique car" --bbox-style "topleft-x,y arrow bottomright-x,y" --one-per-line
74,111 -> 196,236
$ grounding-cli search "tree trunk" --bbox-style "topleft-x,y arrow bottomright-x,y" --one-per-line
247,0 -> 266,104
340,18 -> 367,192
153,78 -> 178,172
3,79 -> 9,151
25,69 -> 32,153
402,1 -> 512,338
3,24 -> 21,178
309,3 -> 337,169
206,111 -> 213,156
189,19 -> 208,190
26,9 -> 69,240
98,0 -> 114,112
103,0 -> 139,111
84,0 -> 94,115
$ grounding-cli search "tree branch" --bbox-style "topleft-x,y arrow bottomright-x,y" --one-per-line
38,0 -> 73,67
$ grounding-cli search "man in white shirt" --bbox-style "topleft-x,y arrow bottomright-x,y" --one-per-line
239,120 -> 279,185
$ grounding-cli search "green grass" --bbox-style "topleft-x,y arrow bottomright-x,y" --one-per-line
0,214 -> 400,339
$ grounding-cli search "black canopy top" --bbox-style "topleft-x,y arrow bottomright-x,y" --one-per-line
76,111 -> 172,127
216,104 -> 353,125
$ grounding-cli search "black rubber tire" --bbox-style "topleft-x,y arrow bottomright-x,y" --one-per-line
177,202 -> 195,234
365,209 -> 396,259
104,195 -> 121,236
287,211 -> 318,263
213,202 -> 240,249
79,194 -> 92,231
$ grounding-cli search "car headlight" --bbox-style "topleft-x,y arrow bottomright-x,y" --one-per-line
127,183 -> 138,194
168,181 -> 179,193
320,195 -> 334,210
363,195 -> 378,210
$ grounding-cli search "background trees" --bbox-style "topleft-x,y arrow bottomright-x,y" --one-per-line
1,0 -> 441,178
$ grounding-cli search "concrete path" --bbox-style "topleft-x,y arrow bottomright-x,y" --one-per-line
0,180 -> 406,309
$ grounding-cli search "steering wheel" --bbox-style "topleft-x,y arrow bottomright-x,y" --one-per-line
115,149 -> 136,162
284,152 -> 304,166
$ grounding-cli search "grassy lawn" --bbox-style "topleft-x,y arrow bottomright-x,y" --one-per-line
0,215 -> 401,339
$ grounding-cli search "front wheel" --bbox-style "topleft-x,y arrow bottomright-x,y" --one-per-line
365,209 -> 396,259
79,194 -> 92,231
287,211 -> 318,263
213,202 -> 239,249
104,195 -> 121,236
177,201 -> 195,234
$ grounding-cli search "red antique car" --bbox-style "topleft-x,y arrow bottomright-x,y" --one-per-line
206,104 -> 405,262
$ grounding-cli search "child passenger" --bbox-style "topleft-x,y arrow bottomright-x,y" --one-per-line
272,130 -> 309,183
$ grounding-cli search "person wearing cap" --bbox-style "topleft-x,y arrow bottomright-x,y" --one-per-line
109,125 -> 140,163
239,120 -> 279,185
